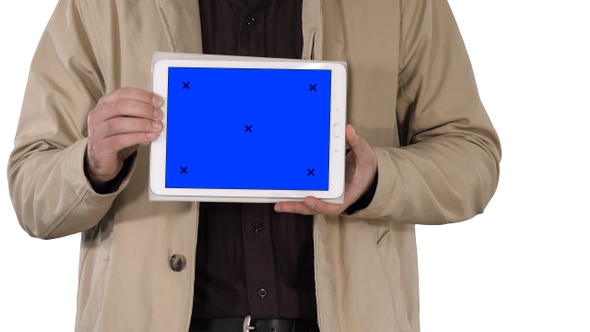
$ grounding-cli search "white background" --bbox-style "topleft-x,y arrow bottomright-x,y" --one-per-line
1,1 -> 588,331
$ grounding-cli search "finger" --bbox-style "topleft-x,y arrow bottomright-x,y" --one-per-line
274,201 -> 315,215
274,197 -> 343,216
98,131 -> 160,152
345,125 -> 377,188
98,87 -> 162,108
91,88 -> 163,126
301,197 -> 344,216
90,98 -> 163,124
95,116 -> 162,139
345,125 -> 373,162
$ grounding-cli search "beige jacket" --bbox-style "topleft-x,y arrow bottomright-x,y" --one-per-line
8,0 -> 501,331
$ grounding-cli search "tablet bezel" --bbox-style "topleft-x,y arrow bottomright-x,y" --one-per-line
149,54 -> 347,203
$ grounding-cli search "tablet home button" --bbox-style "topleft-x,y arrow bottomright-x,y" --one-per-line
334,124 -> 341,137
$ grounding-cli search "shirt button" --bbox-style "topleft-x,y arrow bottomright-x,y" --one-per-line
257,288 -> 268,299
251,222 -> 264,233
169,254 -> 186,272
246,16 -> 256,26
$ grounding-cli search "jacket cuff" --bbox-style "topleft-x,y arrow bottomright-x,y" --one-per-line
84,151 -> 136,194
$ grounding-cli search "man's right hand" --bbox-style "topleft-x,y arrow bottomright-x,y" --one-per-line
86,87 -> 164,185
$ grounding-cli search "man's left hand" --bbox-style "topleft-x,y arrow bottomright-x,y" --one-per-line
274,124 -> 377,216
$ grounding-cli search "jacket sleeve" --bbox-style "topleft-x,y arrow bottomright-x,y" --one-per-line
7,0 -> 133,239
353,0 -> 501,224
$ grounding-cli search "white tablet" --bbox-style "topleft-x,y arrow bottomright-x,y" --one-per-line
149,53 -> 347,203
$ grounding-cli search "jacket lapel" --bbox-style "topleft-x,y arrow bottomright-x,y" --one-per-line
155,0 -> 203,53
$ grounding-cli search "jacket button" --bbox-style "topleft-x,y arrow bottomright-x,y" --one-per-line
246,17 -> 256,26
169,254 -> 186,272
251,222 -> 264,233
257,288 -> 268,299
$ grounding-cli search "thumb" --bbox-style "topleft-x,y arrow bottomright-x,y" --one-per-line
346,125 -> 370,160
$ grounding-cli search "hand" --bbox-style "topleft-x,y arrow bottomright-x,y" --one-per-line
86,87 -> 163,185
274,125 -> 377,216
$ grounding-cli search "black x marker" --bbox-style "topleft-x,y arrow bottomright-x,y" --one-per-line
307,168 -> 315,176
182,82 -> 191,90
244,125 -> 253,133
309,83 -> 317,92
180,166 -> 188,174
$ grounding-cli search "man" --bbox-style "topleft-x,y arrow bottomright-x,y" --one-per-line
8,0 -> 501,331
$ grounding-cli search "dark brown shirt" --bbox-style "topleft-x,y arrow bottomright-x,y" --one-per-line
193,0 -> 317,320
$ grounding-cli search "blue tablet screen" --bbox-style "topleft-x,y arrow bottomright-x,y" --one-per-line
164,67 -> 332,190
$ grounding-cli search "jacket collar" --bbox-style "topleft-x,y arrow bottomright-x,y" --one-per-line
155,0 -> 203,53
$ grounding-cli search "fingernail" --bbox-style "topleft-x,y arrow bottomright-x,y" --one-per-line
152,121 -> 163,131
305,200 -> 315,209
154,108 -> 163,119
146,132 -> 159,139
152,95 -> 163,106
351,126 -> 357,136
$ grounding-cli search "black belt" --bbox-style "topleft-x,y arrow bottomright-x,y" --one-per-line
190,316 -> 320,332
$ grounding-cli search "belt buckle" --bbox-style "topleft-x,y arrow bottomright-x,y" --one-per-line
243,315 -> 255,332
